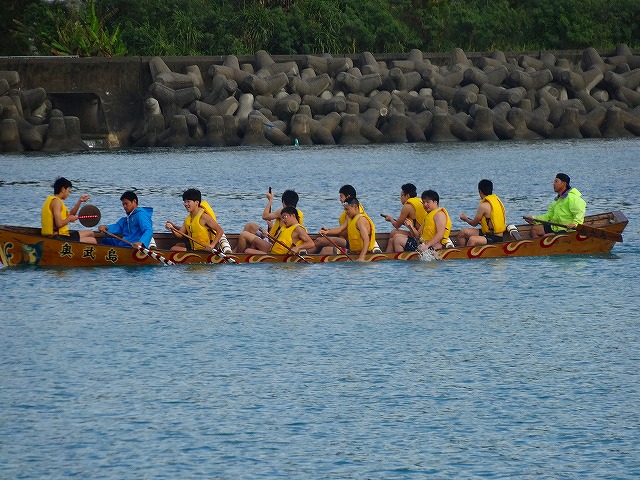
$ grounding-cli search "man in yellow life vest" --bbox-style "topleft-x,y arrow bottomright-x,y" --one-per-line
236,189 -> 304,253
320,198 -> 376,262
313,184 -> 362,253
41,177 -> 97,244
404,190 -> 452,252
243,206 -> 314,256
382,183 -> 426,253
457,179 -> 507,246
165,189 -> 226,252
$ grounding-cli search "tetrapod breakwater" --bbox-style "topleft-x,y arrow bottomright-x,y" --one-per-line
1,45 -> 640,152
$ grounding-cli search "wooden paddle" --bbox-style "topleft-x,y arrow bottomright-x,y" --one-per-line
318,231 -> 355,262
78,204 -> 101,227
528,218 -> 623,242
259,227 -> 310,263
103,230 -> 174,266
166,224 -> 236,263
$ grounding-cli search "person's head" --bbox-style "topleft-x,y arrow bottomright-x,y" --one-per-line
120,191 -> 139,214
182,188 -> 202,212
478,179 -> 493,196
554,173 -> 571,194
281,189 -> 299,208
401,183 -> 417,203
280,206 -> 299,225
53,177 -> 73,195
421,189 -> 440,212
343,197 -> 361,218
339,184 -> 357,203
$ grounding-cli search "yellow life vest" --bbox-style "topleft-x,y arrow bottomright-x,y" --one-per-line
269,208 -> 304,237
339,202 -> 365,224
420,207 -> 452,245
347,213 -> 376,253
480,194 -> 506,234
270,223 -> 306,254
406,197 -> 427,229
41,195 -> 69,236
185,208 -> 213,250
200,199 -> 217,221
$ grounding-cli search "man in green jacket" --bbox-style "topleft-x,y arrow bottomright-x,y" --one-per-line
524,173 -> 586,238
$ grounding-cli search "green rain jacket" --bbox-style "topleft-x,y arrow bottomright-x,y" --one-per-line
535,187 -> 586,232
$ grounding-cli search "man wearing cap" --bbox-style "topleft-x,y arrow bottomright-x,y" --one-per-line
524,173 -> 586,238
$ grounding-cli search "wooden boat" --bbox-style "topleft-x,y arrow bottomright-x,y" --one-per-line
0,211 -> 628,267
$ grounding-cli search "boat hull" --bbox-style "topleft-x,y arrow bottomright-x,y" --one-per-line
0,211 -> 628,267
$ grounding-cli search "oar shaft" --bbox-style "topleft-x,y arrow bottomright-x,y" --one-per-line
319,232 -> 354,261
167,225 -> 235,263
529,218 -> 623,242
103,230 -> 174,266
260,228 -> 310,263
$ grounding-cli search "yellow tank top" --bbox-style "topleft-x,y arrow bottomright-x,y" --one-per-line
347,214 -> 376,253
480,194 -> 506,234
420,207 -> 452,245
269,209 -> 304,237
41,195 -> 69,236
270,223 -> 305,254
406,197 -> 427,228
185,208 -> 213,250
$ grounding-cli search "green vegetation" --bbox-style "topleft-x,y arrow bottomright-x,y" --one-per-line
3,0 -> 639,56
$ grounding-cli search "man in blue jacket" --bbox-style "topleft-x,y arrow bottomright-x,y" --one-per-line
98,191 -> 153,248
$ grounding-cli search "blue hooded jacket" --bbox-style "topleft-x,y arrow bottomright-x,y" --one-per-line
107,207 -> 154,247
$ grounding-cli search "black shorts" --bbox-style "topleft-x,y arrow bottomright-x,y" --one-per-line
483,233 -> 503,244
543,224 -> 554,234
404,237 -> 419,251
54,231 -> 80,241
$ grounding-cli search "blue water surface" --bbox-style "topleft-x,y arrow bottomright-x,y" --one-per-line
1,140 -> 640,478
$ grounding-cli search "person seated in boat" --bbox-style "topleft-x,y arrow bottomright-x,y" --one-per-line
320,198 -> 376,262
243,206 -> 314,256
165,188 -> 226,252
41,177 -> 97,244
312,184 -> 381,253
524,173 -> 586,238
98,190 -> 153,248
382,183 -> 426,253
404,190 -> 452,252
235,188 -> 304,253
457,179 -> 507,246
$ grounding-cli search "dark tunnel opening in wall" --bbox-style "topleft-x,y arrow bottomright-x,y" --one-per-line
48,92 -> 109,138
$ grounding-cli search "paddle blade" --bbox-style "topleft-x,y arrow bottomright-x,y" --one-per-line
78,204 -> 101,227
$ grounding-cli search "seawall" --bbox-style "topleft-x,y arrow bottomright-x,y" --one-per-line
1,47 -> 639,151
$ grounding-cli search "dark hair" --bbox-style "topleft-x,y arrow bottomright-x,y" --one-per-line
53,177 -> 72,194
401,183 -> 417,197
339,184 -> 357,199
421,189 -> 440,204
344,197 -> 360,208
556,173 -> 571,187
281,189 -> 299,207
120,190 -> 138,203
182,188 -> 202,203
478,179 -> 493,195
281,205 -> 299,221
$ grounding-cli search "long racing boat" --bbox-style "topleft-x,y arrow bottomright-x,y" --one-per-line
0,211 -> 628,267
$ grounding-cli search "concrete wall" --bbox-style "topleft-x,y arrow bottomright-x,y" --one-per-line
0,49 -> 631,149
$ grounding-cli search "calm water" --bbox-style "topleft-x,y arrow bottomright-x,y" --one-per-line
1,140 -> 640,478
